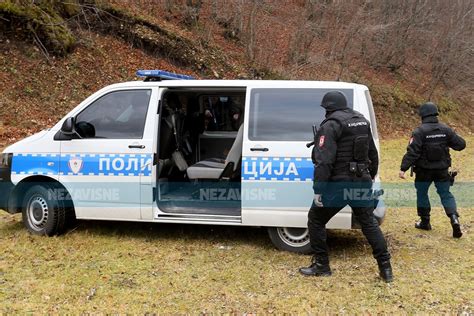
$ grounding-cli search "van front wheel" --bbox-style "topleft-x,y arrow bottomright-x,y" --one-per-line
267,227 -> 312,254
22,184 -> 67,236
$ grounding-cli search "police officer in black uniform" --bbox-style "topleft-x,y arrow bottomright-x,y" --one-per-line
299,91 -> 393,283
399,102 -> 466,238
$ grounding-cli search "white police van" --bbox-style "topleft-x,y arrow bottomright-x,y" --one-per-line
0,70 -> 384,253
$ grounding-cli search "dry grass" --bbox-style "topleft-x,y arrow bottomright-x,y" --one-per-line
1,138 -> 473,313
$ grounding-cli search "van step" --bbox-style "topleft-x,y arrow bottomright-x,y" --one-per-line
158,202 -> 241,217
156,213 -> 241,223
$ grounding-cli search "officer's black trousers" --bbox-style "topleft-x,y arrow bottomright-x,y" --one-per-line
414,168 -> 457,218
308,175 -> 390,264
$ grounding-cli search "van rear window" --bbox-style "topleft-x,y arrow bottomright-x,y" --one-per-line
248,88 -> 354,141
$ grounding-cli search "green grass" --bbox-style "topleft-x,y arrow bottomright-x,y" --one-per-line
1,138 -> 473,313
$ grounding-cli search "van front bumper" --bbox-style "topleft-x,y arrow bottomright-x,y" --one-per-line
0,166 -> 14,211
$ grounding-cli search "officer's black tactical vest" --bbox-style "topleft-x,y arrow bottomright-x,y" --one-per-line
417,122 -> 451,169
325,109 -> 371,173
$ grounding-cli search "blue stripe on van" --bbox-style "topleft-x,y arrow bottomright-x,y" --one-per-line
241,157 -> 313,181
11,153 -> 153,177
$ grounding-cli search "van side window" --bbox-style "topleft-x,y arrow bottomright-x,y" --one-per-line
248,88 -> 354,141
75,90 -> 151,139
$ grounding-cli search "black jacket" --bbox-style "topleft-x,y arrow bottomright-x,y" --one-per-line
400,116 -> 466,171
312,109 -> 379,194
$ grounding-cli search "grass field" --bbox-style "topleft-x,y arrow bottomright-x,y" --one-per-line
1,137 -> 473,313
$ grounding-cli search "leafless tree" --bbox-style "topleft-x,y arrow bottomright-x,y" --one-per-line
96,0 -> 473,102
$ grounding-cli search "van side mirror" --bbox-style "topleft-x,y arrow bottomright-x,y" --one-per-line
61,117 -> 75,135
54,117 -> 81,141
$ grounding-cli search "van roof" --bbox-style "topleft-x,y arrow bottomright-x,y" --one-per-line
107,80 -> 368,90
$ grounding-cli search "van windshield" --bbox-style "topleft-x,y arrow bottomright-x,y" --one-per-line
248,88 -> 354,141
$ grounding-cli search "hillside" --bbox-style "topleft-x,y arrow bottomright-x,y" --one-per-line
0,0 -> 472,148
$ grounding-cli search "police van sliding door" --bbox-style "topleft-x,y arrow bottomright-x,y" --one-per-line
241,86 -> 353,229
59,88 -> 157,220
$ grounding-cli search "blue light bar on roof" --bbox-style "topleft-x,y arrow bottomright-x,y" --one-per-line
136,69 -> 194,80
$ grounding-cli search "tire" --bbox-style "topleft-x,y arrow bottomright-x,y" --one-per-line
21,184 -> 68,236
267,227 -> 312,254
64,205 -> 77,229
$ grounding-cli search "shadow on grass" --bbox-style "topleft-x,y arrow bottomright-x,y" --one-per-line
69,220 -> 367,255
73,219 -> 271,248
1,214 -> 380,256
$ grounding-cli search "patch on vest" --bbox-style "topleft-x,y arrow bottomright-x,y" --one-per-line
348,121 -> 368,127
426,134 -> 446,139
319,135 -> 325,147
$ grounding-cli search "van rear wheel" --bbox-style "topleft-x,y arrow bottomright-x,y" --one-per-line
267,227 -> 312,254
22,184 -> 68,236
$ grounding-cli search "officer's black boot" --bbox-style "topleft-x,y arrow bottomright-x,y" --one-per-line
450,214 -> 462,238
415,217 -> 432,230
378,260 -> 393,283
299,257 -> 332,277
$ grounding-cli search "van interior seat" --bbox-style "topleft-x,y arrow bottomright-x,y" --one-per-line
186,125 -> 243,180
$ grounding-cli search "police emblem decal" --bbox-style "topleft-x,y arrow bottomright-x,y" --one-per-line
319,135 -> 325,147
68,157 -> 84,174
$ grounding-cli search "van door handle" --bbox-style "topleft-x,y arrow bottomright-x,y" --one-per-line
250,147 -> 269,152
129,145 -> 145,149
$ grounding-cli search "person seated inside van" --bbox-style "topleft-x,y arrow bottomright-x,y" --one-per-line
165,93 -> 194,155
204,96 -> 243,132
185,96 -> 205,148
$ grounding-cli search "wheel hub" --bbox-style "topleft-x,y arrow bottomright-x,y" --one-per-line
277,227 -> 310,247
28,196 -> 49,229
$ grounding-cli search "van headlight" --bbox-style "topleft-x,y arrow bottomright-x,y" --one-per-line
0,153 -> 12,168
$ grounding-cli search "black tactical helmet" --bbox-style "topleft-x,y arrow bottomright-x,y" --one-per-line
320,91 -> 348,111
418,102 -> 439,118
